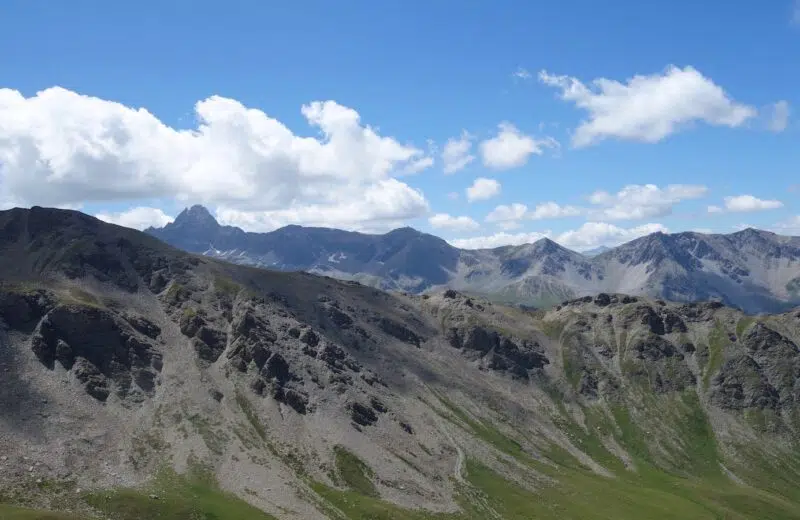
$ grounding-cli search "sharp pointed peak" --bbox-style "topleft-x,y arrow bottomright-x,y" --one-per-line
172,204 -> 219,228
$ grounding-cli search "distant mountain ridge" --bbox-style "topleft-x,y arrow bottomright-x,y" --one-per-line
6,206 -> 800,519
146,205 -> 800,313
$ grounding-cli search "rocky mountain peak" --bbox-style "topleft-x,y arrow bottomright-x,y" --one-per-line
173,204 -> 219,229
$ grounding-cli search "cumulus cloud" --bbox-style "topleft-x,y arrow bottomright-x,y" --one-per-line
441,131 -> 475,174
479,122 -> 558,170
775,215 -> 800,235
428,213 -> 480,231
768,101 -> 790,132
529,201 -> 582,220
449,221 -> 667,250
95,206 -> 174,230
466,178 -> 501,202
588,184 -> 708,220
485,201 -> 581,229
555,222 -> 668,250
0,86 -> 433,232
708,194 -> 784,214
539,66 -> 756,147
486,203 -> 528,223
215,178 -> 428,232
485,203 -> 528,230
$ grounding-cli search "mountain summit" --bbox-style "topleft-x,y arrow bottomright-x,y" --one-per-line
148,207 -> 800,314
3,206 -> 800,519
173,204 -> 220,229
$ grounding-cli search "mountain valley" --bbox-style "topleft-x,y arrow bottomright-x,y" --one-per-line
1,206 -> 800,519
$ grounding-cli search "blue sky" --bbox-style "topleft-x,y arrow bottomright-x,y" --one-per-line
1,0 -> 799,250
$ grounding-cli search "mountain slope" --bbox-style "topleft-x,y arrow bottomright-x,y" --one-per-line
3,206 -> 800,519
147,206 -> 800,313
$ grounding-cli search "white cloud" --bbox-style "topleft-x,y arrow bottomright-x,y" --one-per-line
775,215 -> 800,235
512,67 -> 532,80
556,222 -> 668,250
466,178 -> 501,202
446,191 -> 460,200
486,203 -> 528,223
485,203 -> 528,230
95,206 -> 174,230
441,131 -> 475,174
485,201 -> 581,228
0,86 -> 433,232
428,213 -> 480,231
718,194 -> 784,213
539,66 -> 756,147
707,205 -> 724,214
215,178 -> 428,232
529,201 -> 582,220
588,184 -> 707,220
479,122 -> 558,170
768,100 -> 790,132
449,221 -> 667,250
449,230 -> 551,249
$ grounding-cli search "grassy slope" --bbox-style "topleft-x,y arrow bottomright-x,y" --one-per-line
309,392 -> 800,520
5,394 -> 800,520
0,467 -> 278,520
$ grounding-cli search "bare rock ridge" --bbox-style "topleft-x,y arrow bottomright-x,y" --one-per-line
2,206 -> 800,519
147,205 -> 800,314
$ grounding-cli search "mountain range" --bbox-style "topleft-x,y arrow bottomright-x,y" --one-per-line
0,208 -> 800,520
3,205 -> 800,520
147,205 -> 800,314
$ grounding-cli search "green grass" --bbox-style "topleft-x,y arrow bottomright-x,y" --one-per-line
234,390 -> 267,441
0,505 -> 81,520
702,320 -> 730,390
83,467 -> 278,520
187,414 -> 228,455
309,482 -> 463,520
1,467 -> 278,520
736,317 -> 756,339
433,395 -> 528,461
213,275 -> 242,298
333,446 -> 378,498
163,282 -> 190,305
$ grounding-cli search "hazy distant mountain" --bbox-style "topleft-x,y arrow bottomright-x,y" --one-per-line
147,205 -> 800,313
582,245 -> 611,257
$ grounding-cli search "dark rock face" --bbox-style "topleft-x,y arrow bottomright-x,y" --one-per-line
629,335 -> 679,361
662,311 -> 687,334
729,323 -> 800,409
274,386 -> 309,414
326,306 -> 353,329
29,305 -> 161,401
123,314 -> 161,339
0,289 -> 54,332
350,402 -> 379,426
179,310 -> 228,362
711,356 -> 780,410
447,326 -> 548,379
593,293 -> 612,307
377,317 -> 421,347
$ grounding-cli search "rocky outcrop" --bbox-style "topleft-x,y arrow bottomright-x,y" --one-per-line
447,325 -> 548,379
179,309 -> 228,362
29,305 -> 162,401
377,317 -> 422,347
